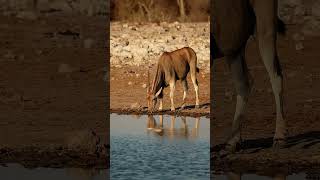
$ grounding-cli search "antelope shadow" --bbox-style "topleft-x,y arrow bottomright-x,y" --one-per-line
212,131 -> 320,153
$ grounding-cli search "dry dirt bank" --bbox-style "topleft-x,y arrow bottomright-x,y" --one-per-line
0,14 -> 108,168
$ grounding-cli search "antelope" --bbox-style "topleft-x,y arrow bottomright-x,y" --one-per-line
147,47 -> 200,112
212,0 -> 287,152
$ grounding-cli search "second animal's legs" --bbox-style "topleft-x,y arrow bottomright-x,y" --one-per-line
253,0 -> 286,148
169,80 -> 176,111
181,79 -> 188,109
226,47 -> 251,152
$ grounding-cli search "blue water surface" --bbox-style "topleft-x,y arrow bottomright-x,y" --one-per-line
110,114 -> 210,180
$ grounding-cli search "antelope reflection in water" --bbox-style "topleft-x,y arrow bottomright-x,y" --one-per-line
146,115 -> 200,139
226,172 -> 286,180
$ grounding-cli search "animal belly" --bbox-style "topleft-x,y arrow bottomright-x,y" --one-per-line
212,0 -> 254,55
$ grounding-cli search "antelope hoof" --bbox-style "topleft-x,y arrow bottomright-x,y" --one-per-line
171,107 -> 175,111
225,142 -> 241,154
195,105 -> 200,109
181,104 -> 185,110
273,138 -> 286,151
158,108 -> 163,112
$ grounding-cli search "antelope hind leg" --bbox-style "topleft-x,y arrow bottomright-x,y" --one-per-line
181,79 -> 188,109
225,48 -> 251,153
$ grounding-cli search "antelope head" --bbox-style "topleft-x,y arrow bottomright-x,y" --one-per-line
146,69 -> 162,112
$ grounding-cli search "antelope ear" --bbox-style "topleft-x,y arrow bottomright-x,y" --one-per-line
154,87 -> 163,98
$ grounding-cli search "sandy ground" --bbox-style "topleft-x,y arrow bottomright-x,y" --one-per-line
110,22 -> 210,117
0,14 -> 108,168
212,25 -> 320,173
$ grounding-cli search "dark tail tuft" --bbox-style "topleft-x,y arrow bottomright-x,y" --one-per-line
277,18 -> 286,35
196,67 -> 200,73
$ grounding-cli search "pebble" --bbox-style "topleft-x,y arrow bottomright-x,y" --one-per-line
142,84 -> 147,88
58,63 -> 75,73
295,42 -> 304,50
131,102 -> 141,109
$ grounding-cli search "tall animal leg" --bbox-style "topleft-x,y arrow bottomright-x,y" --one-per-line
169,80 -> 176,111
226,48 -> 251,153
190,63 -> 200,108
181,79 -> 188,109
159,98 -> 163,111
253,0 -> 286,149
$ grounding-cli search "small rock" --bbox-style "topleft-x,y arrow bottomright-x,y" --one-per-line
292,33 -> 304,41
136,73 -> 140,77
16,11 -> 38,20
111,77 -> 115,81
131,102 -> 141,109
3,50 -> 16,60
225,90 -> 233,101
130,26 -> 137,31
295,42 -> 304,50
142,84 -> 147,88
36,50 -> 43,55
58,63 -> 75,73
128,81 -> 133,85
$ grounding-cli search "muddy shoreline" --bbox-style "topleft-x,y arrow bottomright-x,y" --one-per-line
110,106 -> 210,118
0,146 -> 109,169
212,132 -> 320,176
212,156 -> 320,176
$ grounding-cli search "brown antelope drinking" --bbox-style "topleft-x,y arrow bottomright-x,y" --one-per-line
147,47 -> 200,112
212,0 -> 286,152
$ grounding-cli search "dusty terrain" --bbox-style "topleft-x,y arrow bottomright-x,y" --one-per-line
212,25 -> 320,174
0,14 -> 108,168
110,22 -> 210,117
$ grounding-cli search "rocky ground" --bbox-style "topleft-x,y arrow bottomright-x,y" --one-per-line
212,24 -> 320,174
110,22 -> 210,117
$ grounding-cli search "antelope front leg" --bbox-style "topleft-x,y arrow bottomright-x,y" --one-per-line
169,81 -> 175,111
191,71 -> 199,108
159,98 -> 163,111
254,0 -> 286,149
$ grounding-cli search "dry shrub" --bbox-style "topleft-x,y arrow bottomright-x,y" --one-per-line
111,0 -> 209,22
